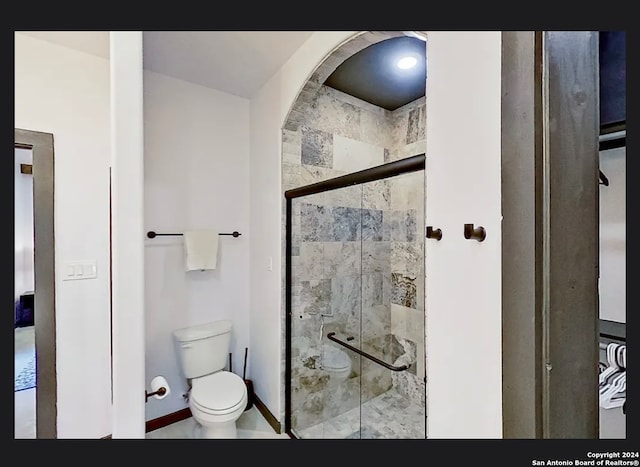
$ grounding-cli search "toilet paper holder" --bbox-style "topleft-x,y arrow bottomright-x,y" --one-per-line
145,375 -> 171,402
145,386 -> 167,402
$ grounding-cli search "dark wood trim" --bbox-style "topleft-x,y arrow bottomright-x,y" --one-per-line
253,393 -> 291,437
142,385 -> 289,436
543,31 -> 599,438
145,408 -> 192,433
285,197 -> 292,433
15,128 -> 57,439
501,31 -> 544,439
20,163 -> 32,174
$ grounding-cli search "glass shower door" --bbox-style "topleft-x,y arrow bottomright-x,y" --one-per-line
289,185 -> 364,438
358,171 -> 426,439
286,155 -> 426,439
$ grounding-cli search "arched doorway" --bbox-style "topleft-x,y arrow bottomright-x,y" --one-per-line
281,31 -> 428,439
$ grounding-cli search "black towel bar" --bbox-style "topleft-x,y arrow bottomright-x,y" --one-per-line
147,231 -> 241,239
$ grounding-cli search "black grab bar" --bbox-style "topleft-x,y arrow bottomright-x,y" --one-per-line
327,332 -> 410,372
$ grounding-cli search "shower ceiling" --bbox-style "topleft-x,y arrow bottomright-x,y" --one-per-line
324,35 -> 427,111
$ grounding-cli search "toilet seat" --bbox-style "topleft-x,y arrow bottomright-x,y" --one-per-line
190,371 -> 247,415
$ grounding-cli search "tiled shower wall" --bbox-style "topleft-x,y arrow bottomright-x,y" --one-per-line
283,84 -> 426,432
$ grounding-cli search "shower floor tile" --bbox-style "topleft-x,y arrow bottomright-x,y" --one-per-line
296,388 -> 426,439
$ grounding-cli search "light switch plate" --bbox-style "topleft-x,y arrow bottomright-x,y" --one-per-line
62,261 -> 97,280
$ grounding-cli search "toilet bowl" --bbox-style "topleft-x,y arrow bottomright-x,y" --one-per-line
321,344 -> 352,383
189,370 -> 248,439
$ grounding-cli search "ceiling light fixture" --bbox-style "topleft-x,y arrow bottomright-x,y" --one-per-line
397,56 -> 417,69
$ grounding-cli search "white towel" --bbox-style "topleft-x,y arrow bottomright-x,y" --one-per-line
183,230 -> 219,271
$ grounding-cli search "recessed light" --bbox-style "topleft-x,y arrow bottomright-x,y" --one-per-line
397,56 -> 417,69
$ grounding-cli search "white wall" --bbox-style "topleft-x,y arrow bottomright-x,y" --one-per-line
144,71 -> 251,421
110,31 -> 146,438
424,31 -> 503,438
14,148 -> 34,302
249,31 -> 357,421
15,33 -> 112,438
599,146 -> 626,324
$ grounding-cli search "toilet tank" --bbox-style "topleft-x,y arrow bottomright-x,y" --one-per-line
173,320 -> 232,379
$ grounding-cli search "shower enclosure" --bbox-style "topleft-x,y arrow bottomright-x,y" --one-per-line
285,154 -> 426,439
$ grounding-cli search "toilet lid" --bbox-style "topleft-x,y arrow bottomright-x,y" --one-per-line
323,345 -> 351,370
191,371 -> 247,413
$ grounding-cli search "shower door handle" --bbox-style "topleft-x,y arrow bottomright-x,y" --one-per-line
327,332 -> 409,372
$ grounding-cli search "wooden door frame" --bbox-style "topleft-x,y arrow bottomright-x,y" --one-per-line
501,31 -> 600,438
15,128 -> 57,439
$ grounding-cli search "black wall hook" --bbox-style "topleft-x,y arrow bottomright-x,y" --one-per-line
426,226 -> 443,241
464,223 -> 486,242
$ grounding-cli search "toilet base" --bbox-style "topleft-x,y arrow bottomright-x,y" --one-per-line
194,420 -> 238,439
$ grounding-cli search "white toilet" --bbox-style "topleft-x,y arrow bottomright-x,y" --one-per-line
173,320 -> 248,439
321,344 -> 352,384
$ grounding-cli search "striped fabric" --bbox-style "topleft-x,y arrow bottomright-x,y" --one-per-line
599,343 -> 626,410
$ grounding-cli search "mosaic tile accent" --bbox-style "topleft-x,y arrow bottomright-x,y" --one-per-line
391,273 -> 418,309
